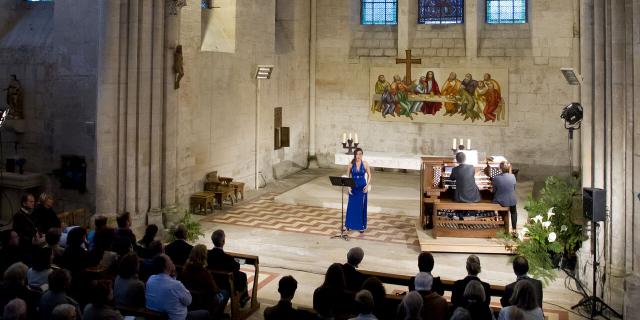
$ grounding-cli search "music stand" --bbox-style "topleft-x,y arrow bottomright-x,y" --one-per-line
329,176 -> 355,241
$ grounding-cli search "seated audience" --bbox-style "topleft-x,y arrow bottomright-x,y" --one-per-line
88,227 -> 118,271
0,263 -> 30,315
451,152 -> 481,203
396,291 -> 423,320
113,253 -> 145,308
50,304 -> 78,320
180,244 -> 224,316
500,256 -> 543,308
165,224 -> 193,266
498,281 -> 543,320
207,229 -> 249,306
39,269 -> 81,320
136,224 -> 159,259
32,193 -> 61,234
409,251 -> 444,295
45,228 -> 65,265
349,289 -> 377,320
146,254 -> 208,320
313,263 -> 354,319
83,280 -> 123,320
114,212 -> 136,254
361,277 -> 387,320
12,194 -> 40,250
0,230 -> 22,274
461,280 -> 494,320
450,307 -> 472,320
2,298 -> 27,320
451,255 -> 491,307
139,240 -> 164,282
264,275 -> 314,320
27,247 -> 53,291
414,272 -> 447,320
342,247 -> 366,292
60,227 -> 89,274
87,215 -> 108,251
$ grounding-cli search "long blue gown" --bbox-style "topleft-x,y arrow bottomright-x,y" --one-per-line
345,162 -> 368,231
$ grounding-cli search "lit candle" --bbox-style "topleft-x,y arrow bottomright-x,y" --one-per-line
467,139 -> 471,150
342,133 -> 346,143
349,132 -> 352,140
354,133 -> 359,144
453,138 -> 457,149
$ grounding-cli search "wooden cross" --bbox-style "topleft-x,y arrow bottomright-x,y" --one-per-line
395,49 -> 421,85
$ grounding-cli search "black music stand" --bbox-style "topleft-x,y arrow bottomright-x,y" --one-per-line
329,176 -> 355,241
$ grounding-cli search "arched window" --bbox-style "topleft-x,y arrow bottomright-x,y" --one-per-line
486,0 -> 527,24
361,0 -> 397,25
418,0 -> 464,24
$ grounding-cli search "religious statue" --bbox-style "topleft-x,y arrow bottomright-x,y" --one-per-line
5,74 -> 23,119
173,45 -> 184,89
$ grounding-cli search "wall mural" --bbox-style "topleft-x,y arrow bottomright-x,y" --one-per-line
369,66 -> 509,126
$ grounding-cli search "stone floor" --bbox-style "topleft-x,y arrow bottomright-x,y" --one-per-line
192,168 -> 585,320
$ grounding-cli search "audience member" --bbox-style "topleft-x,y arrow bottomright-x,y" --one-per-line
113,253 -> 145,308
313,263 -> 354,319
349,289 -> 377,320
414,272 -> 447,320
342,247 -> 366,292
449,307 -> 472,320
60,227 -> 89,275
165,224 -> 193,266
361,277 -> 387,320
87,215 -> 108,251
397,291 -> 423,320
27,246 -> 52,291
39,269 -> 81,320
180,244 -> 224,316
500,256 -> 543,308
2,298 -> 27,320
498,281 -> 543,320
0,263 -> 30,315
45,228 -> 64,265
32,193 -> 61,234
146,254 -> 208,320
409,251 -> 444,295
207,229 -> 249,306
83,280 -> 123,320
136,224 -> 159,259
11,194 -> 42,250
264,275 -> 314,320
88,227 -> 118,271
0,230 -> 22,274
461,280 -> 494,320
114,212 -> 136,253
50,304 -> 77,320
451,255 -> 491,307
139,240 -> 164,282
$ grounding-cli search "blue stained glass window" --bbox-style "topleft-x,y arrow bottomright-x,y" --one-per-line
486,0 -> 527,24
361,0 -> 398,25
418,0 -> 464,24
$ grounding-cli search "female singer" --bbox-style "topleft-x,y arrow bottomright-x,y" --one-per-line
345,148 -> 372,233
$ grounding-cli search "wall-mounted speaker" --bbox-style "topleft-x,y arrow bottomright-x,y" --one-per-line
583,187 -> 605,222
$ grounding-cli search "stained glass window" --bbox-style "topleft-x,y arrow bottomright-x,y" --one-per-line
361,0 -> 398,25
24,0 -> 53,2
418,0 -> 464,24
486,0 -> 527,24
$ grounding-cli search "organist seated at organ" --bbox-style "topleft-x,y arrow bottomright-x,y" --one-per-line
450,152 -> 481,203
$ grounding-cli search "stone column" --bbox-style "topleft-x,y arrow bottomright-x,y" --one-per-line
163,7 -> 179,208
117,0 -> 129,213
137,0 -> 153,216
125,0 -> 140,213
397,0 -> 409,55
464,0 -> 478,58
149,0 -> 165,210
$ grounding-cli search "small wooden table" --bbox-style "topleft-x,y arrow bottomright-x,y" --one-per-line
214,189 -> 235,209
229,181 -> 245,201
190,191 -> 215,214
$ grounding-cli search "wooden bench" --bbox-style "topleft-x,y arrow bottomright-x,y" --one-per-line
190,191 -> 216,214
431,200 -> 510,239
209,252 -> 260,320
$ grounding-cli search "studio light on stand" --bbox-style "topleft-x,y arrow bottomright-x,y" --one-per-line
254,65 -> 274,190
560,102 -> 582,172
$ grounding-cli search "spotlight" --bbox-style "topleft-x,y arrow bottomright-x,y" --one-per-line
561,102 -> 583,129
255,65 -> 274,80
0,108 -> 9,128
561,68 -> 582,85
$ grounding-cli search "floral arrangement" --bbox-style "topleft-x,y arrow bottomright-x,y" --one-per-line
499,176 -> 585,285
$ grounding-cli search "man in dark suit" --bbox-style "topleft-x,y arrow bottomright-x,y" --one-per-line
341,247 -> 366,292
264,275 -> 314,320
450,152 -> 481,203
491,161 -> 518,231
408,251 -> 444,295
11,194 -> 41,250
451,255 -> 491,307
501,256 -> 543,308
207,229 -> 249,306
165,224 -> 193,266
415,272 -> 448,320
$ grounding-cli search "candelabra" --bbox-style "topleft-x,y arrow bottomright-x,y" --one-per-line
342,139 -> 359,155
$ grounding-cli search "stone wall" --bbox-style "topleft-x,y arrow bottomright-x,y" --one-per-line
315,0 -> 579,182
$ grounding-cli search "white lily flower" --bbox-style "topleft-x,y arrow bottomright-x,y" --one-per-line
561,225 -> 568,232
532,215 -> 543,223
547,207 -> 556,219
548,232 -> 557,242
521,227 -> 529,234
542,221 -> 551,229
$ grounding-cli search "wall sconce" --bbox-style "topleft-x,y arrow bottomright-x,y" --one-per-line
561,68 -> 583,85
255,65 -> 274,79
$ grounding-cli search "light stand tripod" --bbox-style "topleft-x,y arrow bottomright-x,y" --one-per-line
329,176 -> 355,241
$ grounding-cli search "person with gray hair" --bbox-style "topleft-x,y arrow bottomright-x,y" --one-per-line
0,262 -> 30,316
342,247 -> 366,291
51,304 -> 77,320
38,269 -> 81,320
3,298 -> 27,320
349,289 -> 377,320
414,272 -> 448,320
462,280 -> 494,320
396,291 -> 423,320
451,255 -> 491,307
207,229 -> 250,307
449,307 -> 472,320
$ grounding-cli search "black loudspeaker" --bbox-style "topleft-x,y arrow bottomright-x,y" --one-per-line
583,187 -> 606,222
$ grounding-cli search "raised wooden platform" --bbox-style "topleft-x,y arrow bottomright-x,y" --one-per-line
415,221 -> 513,254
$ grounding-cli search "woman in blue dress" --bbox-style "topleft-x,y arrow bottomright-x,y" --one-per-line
345,148 -> 372,233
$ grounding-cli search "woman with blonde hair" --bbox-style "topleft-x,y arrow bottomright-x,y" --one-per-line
180,244 -> 224,316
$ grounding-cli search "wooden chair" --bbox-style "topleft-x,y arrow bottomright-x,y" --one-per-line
56,208 -> 89,228
209,252 -> 260,320
204,171 -> 236,208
